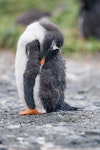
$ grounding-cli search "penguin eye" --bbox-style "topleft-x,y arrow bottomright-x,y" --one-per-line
53,47 -> 60,51
52,44 -> 60,51
51,41 -> 60,51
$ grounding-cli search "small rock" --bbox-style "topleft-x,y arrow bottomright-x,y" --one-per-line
0,145 -> 7,150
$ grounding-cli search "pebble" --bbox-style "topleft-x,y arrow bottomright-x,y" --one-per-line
0,145 -> 7,150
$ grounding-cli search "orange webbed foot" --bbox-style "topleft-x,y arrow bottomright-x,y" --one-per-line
19,108 -> 41,115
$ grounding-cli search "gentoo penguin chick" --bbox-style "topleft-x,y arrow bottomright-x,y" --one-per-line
15,20 -> 77,115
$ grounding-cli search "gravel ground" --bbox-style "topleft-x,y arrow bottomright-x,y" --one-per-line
0,51 -> 100,150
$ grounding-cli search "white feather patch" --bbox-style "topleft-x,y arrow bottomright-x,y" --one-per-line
33,74 -> 46,113
51,41 -> 59,50
15,21 -> 46,109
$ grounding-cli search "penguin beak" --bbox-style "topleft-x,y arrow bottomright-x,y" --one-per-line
40,56 -> 45,66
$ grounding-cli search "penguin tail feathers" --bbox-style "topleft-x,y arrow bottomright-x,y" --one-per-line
61,101 -> 78,111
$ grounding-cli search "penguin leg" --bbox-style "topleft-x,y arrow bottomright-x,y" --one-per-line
19,76 -> 41,115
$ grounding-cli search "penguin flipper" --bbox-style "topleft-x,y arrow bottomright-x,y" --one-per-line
19,108 -> 41,115
61,101 -> 78,111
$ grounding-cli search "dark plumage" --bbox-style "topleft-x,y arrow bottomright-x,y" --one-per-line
15,9 -> 51,26
78,0 -> 100,39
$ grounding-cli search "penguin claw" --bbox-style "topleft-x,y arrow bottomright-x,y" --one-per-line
19,108 -> 41,115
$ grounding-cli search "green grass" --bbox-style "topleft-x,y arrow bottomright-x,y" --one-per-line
0,0 -> 100,54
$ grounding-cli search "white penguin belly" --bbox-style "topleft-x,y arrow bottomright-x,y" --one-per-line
15,49 -> 27,105
33,74 -> 46,113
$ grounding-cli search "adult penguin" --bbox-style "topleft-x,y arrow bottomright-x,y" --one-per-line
15,20 -> 77,115
78,0 -> 100,39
